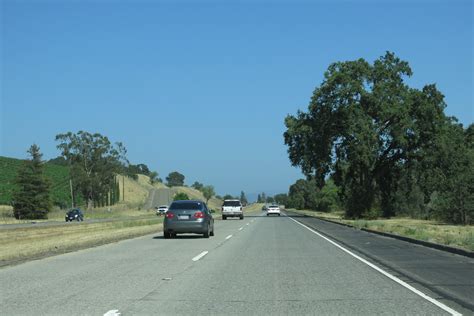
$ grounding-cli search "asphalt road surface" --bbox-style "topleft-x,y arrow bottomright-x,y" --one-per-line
1,212 -> 471,315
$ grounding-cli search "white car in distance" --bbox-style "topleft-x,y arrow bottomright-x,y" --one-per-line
156,205 -> 168,216
266,204 -> 281,216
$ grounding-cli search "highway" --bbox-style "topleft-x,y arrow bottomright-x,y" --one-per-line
1,211 -> 471,315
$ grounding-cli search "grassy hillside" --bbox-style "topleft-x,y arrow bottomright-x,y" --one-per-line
115,174 -> 167,210
0,156 -> 71,207
171,186 -> 223,211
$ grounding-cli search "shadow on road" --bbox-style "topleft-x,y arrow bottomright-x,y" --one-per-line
250,215 -> 308,218
152,235 -> 207,240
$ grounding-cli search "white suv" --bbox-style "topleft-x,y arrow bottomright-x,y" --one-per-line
266,205 -> 281,216
222,200 -> 243,220
156,205 -> 168,216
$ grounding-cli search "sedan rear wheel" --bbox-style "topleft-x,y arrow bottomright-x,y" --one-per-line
164,231 -> 170,239
203,225 -> 210,238
222,215 -> 227,220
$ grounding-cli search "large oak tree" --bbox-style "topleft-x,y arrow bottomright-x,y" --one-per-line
284,52 -> 449,218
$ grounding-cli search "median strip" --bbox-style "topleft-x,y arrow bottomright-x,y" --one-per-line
0,218 -> 163,267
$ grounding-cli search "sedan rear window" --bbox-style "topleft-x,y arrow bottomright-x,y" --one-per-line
223,201 -> 241,207
169,202 -> 202,210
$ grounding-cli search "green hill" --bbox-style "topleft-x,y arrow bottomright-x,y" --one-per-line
0,156 -> 72,207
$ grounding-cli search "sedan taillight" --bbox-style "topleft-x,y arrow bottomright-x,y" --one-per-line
194,211 -> 204,218
166,212 -> 174,219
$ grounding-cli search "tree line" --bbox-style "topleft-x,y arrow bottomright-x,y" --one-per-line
13,131 -> 161,219
12,131 -> 230,219
284,52 -> 473,224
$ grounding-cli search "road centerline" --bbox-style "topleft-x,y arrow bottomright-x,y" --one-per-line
225,234 -> 233,240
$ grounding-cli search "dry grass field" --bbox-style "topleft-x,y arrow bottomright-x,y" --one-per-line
244,203 -> 266,212
0,218 -> 162,265
118,174 -> 167,209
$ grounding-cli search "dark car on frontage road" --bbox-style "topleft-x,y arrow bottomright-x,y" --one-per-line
65,208 -> 84,222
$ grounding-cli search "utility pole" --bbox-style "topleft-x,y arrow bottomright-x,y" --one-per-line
69,179 -> 74,208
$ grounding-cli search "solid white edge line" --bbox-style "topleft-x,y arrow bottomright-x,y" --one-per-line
104,310 -> 120,316
225,234 -> 233,240
288,217 -> 462,316
192,251 -> 209,262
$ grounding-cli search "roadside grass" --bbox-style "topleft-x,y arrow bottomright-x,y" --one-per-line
289,209 -> 474,252
0,205 -> 15,223
346,218 -> 474,251
244,203 -> 265,212
0,218 -> 163,265
290,209 -> 344,220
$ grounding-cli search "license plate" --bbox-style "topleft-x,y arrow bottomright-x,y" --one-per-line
178,215 -> 190,220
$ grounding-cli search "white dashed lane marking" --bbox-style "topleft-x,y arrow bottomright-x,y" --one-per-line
192,251 -> 209,262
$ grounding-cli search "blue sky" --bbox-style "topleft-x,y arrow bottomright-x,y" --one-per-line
1,0 -> 473,199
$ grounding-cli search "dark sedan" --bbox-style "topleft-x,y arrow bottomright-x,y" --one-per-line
163,200 -> 214,239
65,208 -> 84,222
